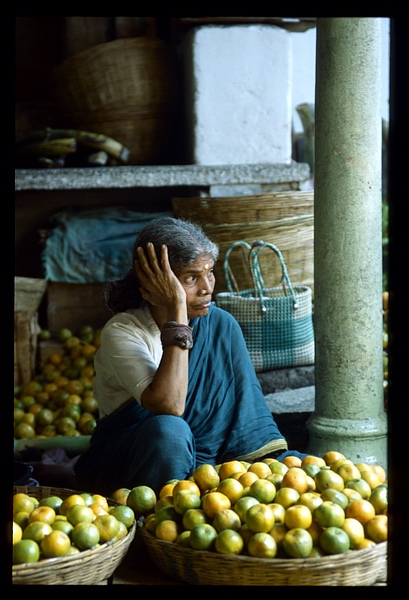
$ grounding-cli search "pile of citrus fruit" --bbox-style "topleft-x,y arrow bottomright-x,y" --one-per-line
12,490 -> 135,565
14,325 -> 101,440
123,451 -> 387,559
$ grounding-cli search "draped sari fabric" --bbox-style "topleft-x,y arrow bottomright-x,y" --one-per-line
74,303 -> 287,493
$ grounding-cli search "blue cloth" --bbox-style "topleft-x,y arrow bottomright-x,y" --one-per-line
74,303 -> 288,495
42,208 -> 172,283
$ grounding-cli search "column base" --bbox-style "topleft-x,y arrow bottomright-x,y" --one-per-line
306,413 -> 388,470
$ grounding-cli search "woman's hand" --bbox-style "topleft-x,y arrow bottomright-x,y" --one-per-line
135,243 -> 186,311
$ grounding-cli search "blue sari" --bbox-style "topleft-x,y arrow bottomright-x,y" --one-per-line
74,303 -> 288,494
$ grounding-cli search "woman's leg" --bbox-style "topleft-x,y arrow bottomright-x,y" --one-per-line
75,414 -> 196,495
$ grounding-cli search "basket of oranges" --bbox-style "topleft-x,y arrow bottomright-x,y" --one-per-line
12,486 -> 136,585
136,454 -> 388,586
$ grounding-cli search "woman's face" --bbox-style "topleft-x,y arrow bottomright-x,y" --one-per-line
175,254 -> 216,319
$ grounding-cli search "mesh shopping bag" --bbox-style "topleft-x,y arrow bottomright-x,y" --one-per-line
216,240 -> 315,371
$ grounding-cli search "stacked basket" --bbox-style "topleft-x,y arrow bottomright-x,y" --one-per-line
172,191 -> 314,296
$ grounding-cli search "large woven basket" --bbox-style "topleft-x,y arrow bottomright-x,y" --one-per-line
138,521 -> 387,586
12,486 -> 136,585
53,38 -> 180,165
172,192 -> 314,296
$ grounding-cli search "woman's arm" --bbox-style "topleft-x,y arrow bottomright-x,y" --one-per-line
135,243 -> 189,416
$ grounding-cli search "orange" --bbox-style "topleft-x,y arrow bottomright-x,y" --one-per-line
306,474 -> 316,491
23,380 -> 43,396
144,513 -> 158,534
155,519 -> 181,542
13,521 -> 23,544
238,471 -> 259,488
319,526 -> 350,554
189,523 -> 218,550
41,529 -> 72,557
72,522 -> 100,550
233,496 -> 260,523
270,523 -> 289,551
345,498 -> 376,525
113,520 -> 128,542
274,487 -> 300,509
345,478 -> 372,500
372,464 -> 387,484
302,463 -> 322,479
66,504 -> 95,525
248,479 -> 276,503
320,489 -> 349,510
341,517 -> 365,548
360,470 -> 382,490
159,482 -> 177,499
284,504 -> 313,530
201,491 -> 231,519
214,529 -> 244,555
331,458 -> 354,473
365,515 -> 388,543
314,501 -> 345,528
369,485 -> 388,514
91,494 -> 108,512
297,491 -> 323,513
14,422 -> 36,439
301,455 -> 326,469
247,532 -> 277,558
216,478 -> 244,504
322,450 -> 346,466
13,539 -> 40,564
342,488 -> 363,503
245,503 -> 275,533
282,528 -> 313,558
281,467 -> 309,494
182,508 -> 208,531
218,460 -> 246,480
213,508 -> 242,532
155,505 -> 180,525
268,502 -> 286,524
172,480 -> 201,497
173,490 -> 201,515
52,519 -> 74,538
266,473 -> 285,488
314,468 -> 345,493
336,462 -> 362,483
269,461 -> 289,476
154,495 -> 174,512
248,461 -> 272,479
238,523 -> 254,549
127,485 -> 157,517
59,494 -> 86,516
22,521 -> 53,544
110,488 -> 131,506
307,519 -> 324,547
13,493 -> 36,516
282,455 -> 302,468
109,505 -> 135,529
27,505 -> 56,525
39,496 -> 63,512
355,538 -> 376,550
14,511 -> 30,529
89,502 -> 108,517
93,514 -> 120,543
175,530 -> 191,547
193,463 -> 220,491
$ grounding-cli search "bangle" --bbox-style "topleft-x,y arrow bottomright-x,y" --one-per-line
161,321 -> 194,350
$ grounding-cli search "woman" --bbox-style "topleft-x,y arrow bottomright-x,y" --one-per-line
74,216 -> 304,495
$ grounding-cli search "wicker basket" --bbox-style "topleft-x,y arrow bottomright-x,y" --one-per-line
12,486 -> 136,585
53,38 -> 180,165
138,521 -> 387,586
172,192 -> 314,296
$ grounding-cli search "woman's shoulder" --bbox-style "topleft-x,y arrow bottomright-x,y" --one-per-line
102,305 -> 156,336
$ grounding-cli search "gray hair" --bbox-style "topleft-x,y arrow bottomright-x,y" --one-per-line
133,216 -> 219,269
106,216 -> 219,313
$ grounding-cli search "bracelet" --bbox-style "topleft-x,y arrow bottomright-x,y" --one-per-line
161,321 -> 194,350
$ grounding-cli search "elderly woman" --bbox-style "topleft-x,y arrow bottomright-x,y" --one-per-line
74,216 -> 304,495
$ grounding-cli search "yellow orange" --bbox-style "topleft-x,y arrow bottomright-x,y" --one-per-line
342,517 -> 365,548
245,503 -> 275,533
322,450 -> 346,466
159,482 -> 177,499
247,532 -> 277,558
281,467 -> 309,494
93,514 -> 120,543
214,529 -> 244,555
365,515 -> 388,543
247,461 -> 272,479
248,479 -> 277,503
238,471 -> 259,488
155,519 -> 181,542
216,478 -> 244,504
201,491 -> 231,519
360,470 -> 382,490
27,506 -> 56,525
301,455 -> 326,469
282,455 -> 302,468
192,464 -> 220,492
284,504 -> 313,530
110,488 -> 131,506
59,494 -> 86,516
219,460 -> 247,480
172,480 -> 201,497
336,462 -> 362,483
345,498 -> 376,525
40,530 -> 71,557
213,508 -> 242,532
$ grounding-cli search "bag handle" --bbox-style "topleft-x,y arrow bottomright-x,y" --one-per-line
249,240 -> 299,311
223,240 -> 252,293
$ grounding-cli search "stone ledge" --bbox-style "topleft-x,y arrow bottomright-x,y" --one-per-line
265,385 -> 315,415
15,161 -> 310,191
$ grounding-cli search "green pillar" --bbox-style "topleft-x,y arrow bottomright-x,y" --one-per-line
306,18 -> 388,468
